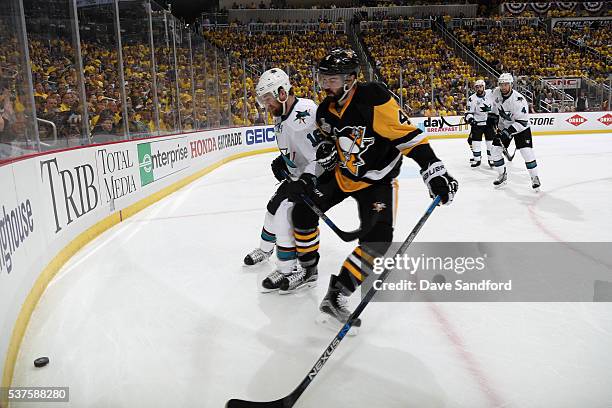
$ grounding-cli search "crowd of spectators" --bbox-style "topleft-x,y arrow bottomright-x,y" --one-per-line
202,27 -> 351,115
454,24 -> 610,82
2,2 -> 611,156
361,26 -> 476,116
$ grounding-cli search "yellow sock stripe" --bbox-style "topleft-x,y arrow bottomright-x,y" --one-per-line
354,246 -> 374,266
296,244 -> 320,253
294,228 -> 319,241
343,259 -> 363,281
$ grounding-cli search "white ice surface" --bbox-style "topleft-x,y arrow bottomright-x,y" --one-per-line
11,134 -> 612,408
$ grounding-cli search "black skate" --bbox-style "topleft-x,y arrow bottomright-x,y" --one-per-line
317,275 -> 361,335
261,269 -> 285,293
470,158 -> 481,168
279,264 -> 318,295
488,160 -> 495,168
244,248 -> 273,266
531,176 -> 541,191
493,168 -> 507,188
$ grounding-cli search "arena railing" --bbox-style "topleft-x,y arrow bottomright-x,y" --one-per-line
0,0 -> 269,163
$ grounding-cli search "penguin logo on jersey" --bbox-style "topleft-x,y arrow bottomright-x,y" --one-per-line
334,126 -> 374,176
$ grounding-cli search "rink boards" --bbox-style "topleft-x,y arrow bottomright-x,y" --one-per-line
1,110 -> 611,391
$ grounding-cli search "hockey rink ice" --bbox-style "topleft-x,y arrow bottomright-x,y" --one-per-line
11,133 -> 612,407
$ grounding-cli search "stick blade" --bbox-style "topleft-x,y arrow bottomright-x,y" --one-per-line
226,398 -> 287,408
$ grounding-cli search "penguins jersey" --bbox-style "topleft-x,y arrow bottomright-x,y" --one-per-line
316,82 -> 427,192
465,89 -> 494,126
491,87 -> 531,135
274,97 -> 321,179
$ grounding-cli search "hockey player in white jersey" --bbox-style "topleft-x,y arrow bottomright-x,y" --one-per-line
490,73 -> 541,190
242,68 -> 327,294
465,79 -> 496,168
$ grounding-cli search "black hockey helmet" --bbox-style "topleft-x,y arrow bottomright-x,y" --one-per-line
317,48 -> 360,76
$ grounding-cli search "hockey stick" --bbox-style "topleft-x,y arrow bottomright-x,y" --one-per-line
280,170 -> 376,242
226,195 -> 442,408
502,144 -> 517,162
439,111 -> 475,128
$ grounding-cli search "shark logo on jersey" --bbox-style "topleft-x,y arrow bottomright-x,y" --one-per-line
295,109 -> 311,124
498,106 -> 512,121
479,103 -> 492,113
334,126 -> 374,176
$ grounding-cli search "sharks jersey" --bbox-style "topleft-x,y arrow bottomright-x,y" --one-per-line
491,87 -> 531,136
466,89 -> 494,126
274,98 -> 320,179
316,82 -> 426,192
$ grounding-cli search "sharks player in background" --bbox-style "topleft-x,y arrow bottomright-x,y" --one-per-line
465,79 -> 496,168
490,73 -> 541,190
242,68 -> 326,294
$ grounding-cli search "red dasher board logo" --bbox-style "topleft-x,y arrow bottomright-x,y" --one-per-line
598,113 -> 612,126
566,114 -> 587,127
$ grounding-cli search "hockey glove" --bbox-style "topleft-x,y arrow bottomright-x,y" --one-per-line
271,154 -> 288,182
499,128 -> 513,146
316,141 -> 338,172
420,161 -> 458,205
286,173 -> 317,203
466,116 -> 476,126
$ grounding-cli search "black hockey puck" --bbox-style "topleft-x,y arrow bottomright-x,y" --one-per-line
432,274 -> 446,284
34,357 -> 49,368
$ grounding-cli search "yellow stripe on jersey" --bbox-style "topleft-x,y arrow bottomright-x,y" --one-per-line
373,98 -> 419,140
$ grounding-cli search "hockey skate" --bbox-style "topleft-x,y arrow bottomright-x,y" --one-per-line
493,168 -> 507,188
488,160 -> 495,168
317,275 -> 361,336
531,175 -> 541,192
469,157 -> 481,168
278,264 -> 318,295
243,248 -> 273,266
261,269 -> 285,293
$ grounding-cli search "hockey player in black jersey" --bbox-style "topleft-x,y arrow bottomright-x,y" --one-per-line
288,49 -> 458,328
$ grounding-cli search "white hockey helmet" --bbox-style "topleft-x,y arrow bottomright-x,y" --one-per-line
255,68 -> 292,109
474,79 -> 486,88
498,73 -> 514,85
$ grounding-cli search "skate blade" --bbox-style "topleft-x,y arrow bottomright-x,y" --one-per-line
494,180 -> 507,189
278,280 -> 317,295
533,187 -> 541,193
315,313 -> 359,336
260,287 -> 280,294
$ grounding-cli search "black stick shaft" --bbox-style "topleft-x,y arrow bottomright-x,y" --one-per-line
284,195 -> 442,406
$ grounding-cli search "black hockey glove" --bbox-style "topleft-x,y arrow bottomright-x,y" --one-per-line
499,128 -> 513,146
271,154 -> 287,182
466,116 -> 476,126
316,141 -> 338,172
286,173 -> 317,203
420,161 -> 458,205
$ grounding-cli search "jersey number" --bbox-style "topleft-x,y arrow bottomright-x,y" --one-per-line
306,129 -> 324,147
398,110 -> 410,125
